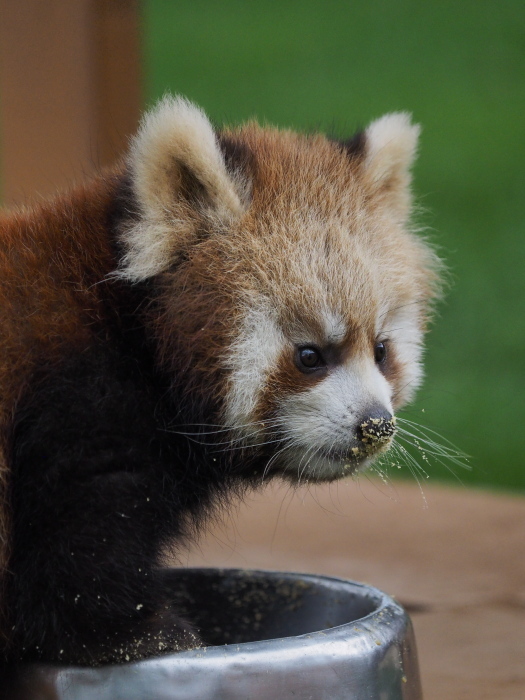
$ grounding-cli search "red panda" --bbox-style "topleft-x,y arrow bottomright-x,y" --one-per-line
0,97 -> 440,664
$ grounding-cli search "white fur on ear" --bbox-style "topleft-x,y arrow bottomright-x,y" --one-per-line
363,113 -> 420,222
118,95 -> 246,281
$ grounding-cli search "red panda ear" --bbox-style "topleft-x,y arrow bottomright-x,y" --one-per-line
118,96 -> 247,281
361,113 -> 420,224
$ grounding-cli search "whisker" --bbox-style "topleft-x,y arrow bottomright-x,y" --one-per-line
394,417 -> 471,481
261,443 -> 291,483
389,442 -> 429,507
395,430 -> 470,470
396,417 -> 471,458
395,435 -> 468,486
163,417 -> 288,437
297,444 -> 318,484
210,435 -> 287,455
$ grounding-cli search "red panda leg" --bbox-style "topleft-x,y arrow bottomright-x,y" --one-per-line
7,469 -> 201,664
6,346 -> 208,664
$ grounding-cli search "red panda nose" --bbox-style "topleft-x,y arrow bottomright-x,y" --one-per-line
356,407 -> 396,445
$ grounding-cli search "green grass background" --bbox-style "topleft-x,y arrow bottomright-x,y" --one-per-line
144,0 -> 525,492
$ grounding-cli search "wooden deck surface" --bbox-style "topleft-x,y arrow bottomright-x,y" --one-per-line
178,479 -> 525,700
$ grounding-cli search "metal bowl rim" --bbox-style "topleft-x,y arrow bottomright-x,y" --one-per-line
124,567 -> 406,667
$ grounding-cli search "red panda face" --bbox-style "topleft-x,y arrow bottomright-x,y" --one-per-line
217,183 -> 434,481
117,97 -> 441,483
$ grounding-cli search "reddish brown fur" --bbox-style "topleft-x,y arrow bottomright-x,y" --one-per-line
0,167 -> 125,628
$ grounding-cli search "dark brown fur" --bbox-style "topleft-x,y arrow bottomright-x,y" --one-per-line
0,169 -> 128,632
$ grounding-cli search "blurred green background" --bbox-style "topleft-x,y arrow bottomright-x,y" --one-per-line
145,0 -> 525,492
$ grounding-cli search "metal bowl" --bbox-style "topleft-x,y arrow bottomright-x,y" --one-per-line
4,568 -> 423,699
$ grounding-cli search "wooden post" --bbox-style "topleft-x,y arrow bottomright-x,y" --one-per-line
0,0 -> 142,206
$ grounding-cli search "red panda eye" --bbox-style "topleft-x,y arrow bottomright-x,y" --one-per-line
374,341 -> 387,364
298,346 -> 323,369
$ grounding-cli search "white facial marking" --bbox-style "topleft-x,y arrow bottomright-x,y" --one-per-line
223,303 -> 284,434
322,309 -> 347,344
379,302 -> 424,404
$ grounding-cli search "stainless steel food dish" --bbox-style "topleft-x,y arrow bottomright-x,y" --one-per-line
4,568 -> 423,699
